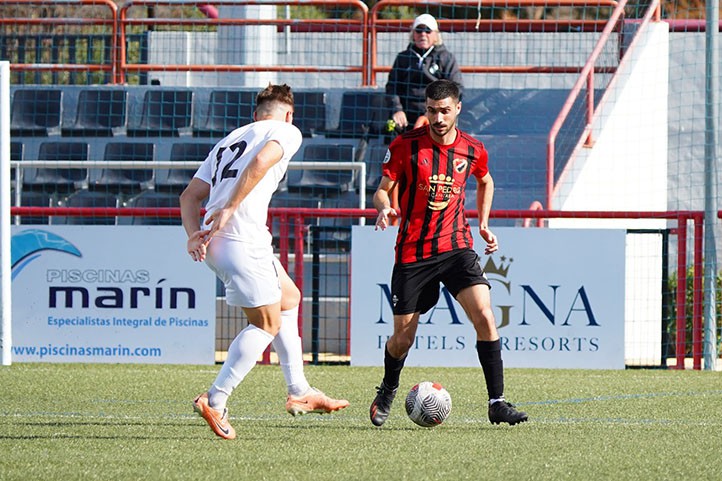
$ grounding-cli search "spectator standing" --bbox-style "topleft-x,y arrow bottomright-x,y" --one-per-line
386,14 -> 464,131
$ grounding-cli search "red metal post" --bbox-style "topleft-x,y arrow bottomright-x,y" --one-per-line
294,214 -> 305,339
546,139 -> 555,211
264,212 -> 290,364
692,214 -> 703,369
117,2 -> 127,84
585,70 -> 595,147
674,215 -> 687,370
523,200 -> 545,227
278,213 -> 289,269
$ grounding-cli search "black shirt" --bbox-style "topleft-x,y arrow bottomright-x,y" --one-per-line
385,43 -> 464,124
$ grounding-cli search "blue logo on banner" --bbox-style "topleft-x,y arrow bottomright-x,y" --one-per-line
11,229 -> 82,279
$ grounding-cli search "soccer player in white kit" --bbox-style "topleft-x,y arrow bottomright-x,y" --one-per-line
180,84 -> 349,440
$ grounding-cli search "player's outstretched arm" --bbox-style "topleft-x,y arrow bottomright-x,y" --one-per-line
476,172 -> 498,254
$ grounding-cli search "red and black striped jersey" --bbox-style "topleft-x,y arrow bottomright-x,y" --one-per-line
382,126 -> 489,264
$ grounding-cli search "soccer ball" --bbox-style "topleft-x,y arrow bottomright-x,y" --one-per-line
405,381 -> 452,427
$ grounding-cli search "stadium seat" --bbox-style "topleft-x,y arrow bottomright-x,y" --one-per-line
55,190 -> 119,225
269,192 -> 323,248
127,89 -> 193,137
293,91 -> 326,137
23,141 -> 89,196
476,133 -> 548,209
91,142 -> 155,196
362,140 -> 388,193
10,140 -> 23,161
457,89 -> 589,135
126,191 -> 181,225
194,90 -> 254,138
270,190 -> 323,209
287,143 -> 356,194
324,90 -> 391,139
316,190 -> 368,250
155,142 -> 213,193
10,141 -> 23,183
464,133 -> 548,227
308,223 -> 352,251
62,88 -> 128,137
18,191 -> 53,225
11,88 -> 63,136
322,189 -> 363,209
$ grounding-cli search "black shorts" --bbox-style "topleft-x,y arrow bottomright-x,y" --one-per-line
390,248 -> 491,315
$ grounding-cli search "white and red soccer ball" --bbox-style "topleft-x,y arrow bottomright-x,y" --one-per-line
405,381 -> 452,427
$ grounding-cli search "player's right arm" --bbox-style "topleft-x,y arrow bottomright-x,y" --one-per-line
373,176 -> 398,230
205,139 -> 284,238
180,177 -> 211,262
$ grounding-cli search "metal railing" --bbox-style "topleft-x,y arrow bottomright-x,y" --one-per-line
367,0 -> 620,86
546,0 -> 662,209
0,0 -> 119,83
118,0 -> 369,85
0,0 -> 630,87
9,159 -> 367,211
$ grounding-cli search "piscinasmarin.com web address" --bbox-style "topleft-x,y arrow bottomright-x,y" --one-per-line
12,344 -> 162,359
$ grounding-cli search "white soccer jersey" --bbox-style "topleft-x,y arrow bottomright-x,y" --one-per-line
194,119 -> 302,245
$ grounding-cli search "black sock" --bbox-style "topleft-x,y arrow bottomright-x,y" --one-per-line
381,344 -> 406,390
476,339 -> 504,400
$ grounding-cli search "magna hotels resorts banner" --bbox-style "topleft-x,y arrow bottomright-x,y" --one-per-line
350,227 -> 626,369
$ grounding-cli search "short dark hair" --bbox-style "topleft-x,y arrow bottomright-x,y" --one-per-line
256,83 -> 294,110
425,79 -> 460,102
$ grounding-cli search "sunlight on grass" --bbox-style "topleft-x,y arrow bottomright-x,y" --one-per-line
0,364 -> 720,480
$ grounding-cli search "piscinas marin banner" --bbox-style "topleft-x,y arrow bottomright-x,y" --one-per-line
350,227 -> 626,369
10,226 -> 216,364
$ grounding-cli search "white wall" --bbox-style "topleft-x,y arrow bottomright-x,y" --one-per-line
549,23 -> 670,366
552,22 -> 669,226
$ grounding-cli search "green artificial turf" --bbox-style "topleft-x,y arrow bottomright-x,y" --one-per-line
0,364 -> 720,480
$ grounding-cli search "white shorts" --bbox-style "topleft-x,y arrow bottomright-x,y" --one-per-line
204,236 -> 282,308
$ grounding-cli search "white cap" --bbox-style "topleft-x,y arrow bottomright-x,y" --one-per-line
412,14 -> 439,32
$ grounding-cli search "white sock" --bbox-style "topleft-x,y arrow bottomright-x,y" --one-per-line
272,307 -> 311,397
208,324 -> 274,411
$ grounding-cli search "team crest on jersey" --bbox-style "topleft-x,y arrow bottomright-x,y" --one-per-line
425,174 -> 456,211
382,149 -> 391,164
454,158 -> 468,173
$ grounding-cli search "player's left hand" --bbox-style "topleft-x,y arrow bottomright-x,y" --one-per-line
479,225 -> 498,254
187,230 -> 211,262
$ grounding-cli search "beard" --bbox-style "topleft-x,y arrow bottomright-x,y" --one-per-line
430,119 -> 455,137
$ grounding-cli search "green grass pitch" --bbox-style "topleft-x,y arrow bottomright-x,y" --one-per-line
1,363 -> 720,480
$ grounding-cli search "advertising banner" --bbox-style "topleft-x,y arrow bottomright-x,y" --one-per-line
350,227 -> 626,369
10,226 -> 216,364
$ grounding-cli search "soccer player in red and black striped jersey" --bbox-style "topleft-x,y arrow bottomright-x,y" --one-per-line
369,80 -> 528,427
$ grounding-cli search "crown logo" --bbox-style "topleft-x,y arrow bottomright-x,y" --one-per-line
483,256 -> 512,278
429,173 -> 454,187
